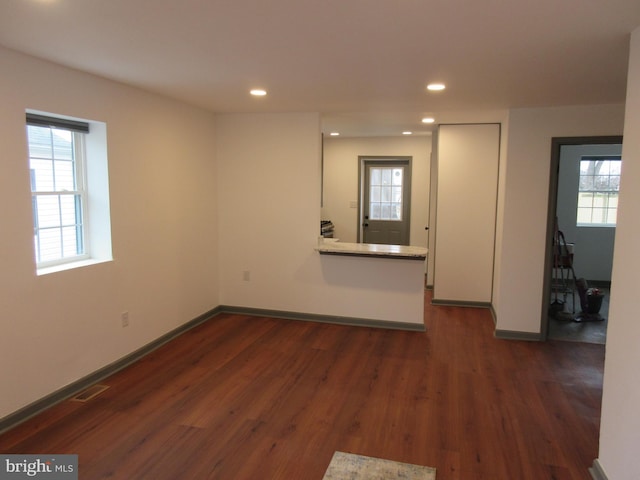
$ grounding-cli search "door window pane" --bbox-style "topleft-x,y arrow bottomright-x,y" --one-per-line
370,185 -> 381,202
369,166 -> 404,221
392,168 -> 403,185
381,168 -> 392,186
370,203 -> 381,220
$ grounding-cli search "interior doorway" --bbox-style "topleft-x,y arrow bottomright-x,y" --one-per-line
358,157 -> 412,245
542,136 -> 623,343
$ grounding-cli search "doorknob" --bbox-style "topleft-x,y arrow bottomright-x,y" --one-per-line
363,223 -> 369,227
425,226 -> 429,230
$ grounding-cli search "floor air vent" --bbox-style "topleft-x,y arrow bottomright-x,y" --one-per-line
71,384 -> 109,402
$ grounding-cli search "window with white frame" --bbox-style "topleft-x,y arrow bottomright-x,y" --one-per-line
577,155 -> 621,227
26,112 -> 112,272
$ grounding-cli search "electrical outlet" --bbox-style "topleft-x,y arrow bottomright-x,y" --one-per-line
242,270 -> 251,282
121,311 -> 129,327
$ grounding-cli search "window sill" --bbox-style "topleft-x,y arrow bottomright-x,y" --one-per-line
37,258 -> 112,276
576,224 -> 616,228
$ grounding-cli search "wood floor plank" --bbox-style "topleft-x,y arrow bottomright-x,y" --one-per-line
0,291 -> 604,479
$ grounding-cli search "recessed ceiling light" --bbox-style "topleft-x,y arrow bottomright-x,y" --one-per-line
421,117 -> 435,124
402,131 -> 413,135
250,89 -> 267,96
427,83 -> 446,91
329,132 -> 340,136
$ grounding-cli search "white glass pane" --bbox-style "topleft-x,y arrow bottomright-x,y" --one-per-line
370,186 -> 381,202
604,176 -> 616,191
55,160 -> 75,191
370,203 -> 381,220
59,195 -> 78,225
577,208 -> 592,224
381,169 -> 392,185
35,196 -> 61,228
609,161 -> 622,175
370,168 -> 381,186
610,175 -> 621,191
30,159 -> 55,191
38,228 -> 62,262
52,129 -> 73,160
381,186 -> 391,202
391,203 -> 402,220
579,161 -> 591,175
592,208 -> 606,223
609,194 -> 618,207
577,193 -> 593,207
606,208 -> 618,224
594,175 -> 609,191
381,204 -> 391,219
27,126 -> 53,159
392,186 -> 402,203
593,194 -> 606,208
579,175 -> 594,191
62,226 -> 80,257
392,168 -> 403,186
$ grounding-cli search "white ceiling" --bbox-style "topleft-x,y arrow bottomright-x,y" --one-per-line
1,0 -> 639,136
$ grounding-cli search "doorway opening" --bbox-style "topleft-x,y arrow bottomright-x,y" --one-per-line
542,136 -> 622,343
358,156 -> 412,245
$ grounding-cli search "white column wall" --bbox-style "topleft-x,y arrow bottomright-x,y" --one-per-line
596,25 -> 640,480
433,123 -> 500,303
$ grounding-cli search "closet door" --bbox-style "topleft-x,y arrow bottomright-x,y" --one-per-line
433,124 -> 500,304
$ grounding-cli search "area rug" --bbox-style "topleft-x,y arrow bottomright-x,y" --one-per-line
322,451 -> 436,480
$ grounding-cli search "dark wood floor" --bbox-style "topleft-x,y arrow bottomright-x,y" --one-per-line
0,291 -> 604,479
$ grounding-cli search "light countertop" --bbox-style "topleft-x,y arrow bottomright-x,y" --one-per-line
316,239 -> 427,260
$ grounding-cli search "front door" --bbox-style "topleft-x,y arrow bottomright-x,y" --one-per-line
361,157 -> 411,245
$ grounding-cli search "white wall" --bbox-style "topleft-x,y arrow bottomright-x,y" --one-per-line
433,124 -> 500,304
491,114 -> 510,314
556,144 -> 621,282
597,25 -> 640,480
216,113 -> 425,325
216,113 -> 322,312
321,135 -> 431,247
494,104 -> 625,334
0,46 -> 219,420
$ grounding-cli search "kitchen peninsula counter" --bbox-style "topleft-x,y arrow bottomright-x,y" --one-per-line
316,240 -> 427,260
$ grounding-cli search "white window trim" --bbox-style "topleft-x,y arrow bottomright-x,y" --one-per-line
32,131 -> 91,269
26,110 -> 113,275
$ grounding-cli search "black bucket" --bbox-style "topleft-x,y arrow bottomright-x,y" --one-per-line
586,294 -> 604,314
